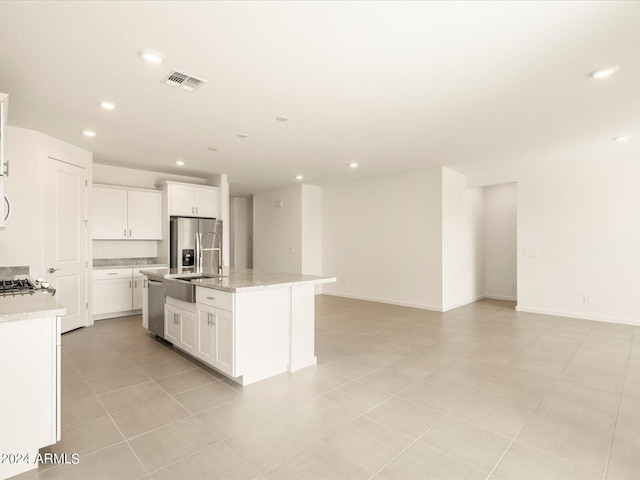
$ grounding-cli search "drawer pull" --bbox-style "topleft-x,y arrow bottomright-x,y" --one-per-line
206,296 -> 215,300
108,273 -> 118,275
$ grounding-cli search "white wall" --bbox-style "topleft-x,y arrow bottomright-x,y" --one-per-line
442,168 -> 485,310
0,126 -> 92,277
517,157 -> 640,325
484,182 -> 517,301
229,197 -> 253,268
301,185 -> 322,276
322,169 -> 443,310
253,185 -> 303,273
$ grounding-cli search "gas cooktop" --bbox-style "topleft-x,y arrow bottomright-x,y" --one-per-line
0,278 -> 37,296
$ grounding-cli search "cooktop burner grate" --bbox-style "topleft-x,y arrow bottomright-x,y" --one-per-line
0,278 -> 37,296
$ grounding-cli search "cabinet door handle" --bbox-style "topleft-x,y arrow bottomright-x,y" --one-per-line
207,312 -> 212,326
134,280 -> 137,288
124,228 -> 127,237
129,229 -> 132,237
129,280 -> 132,288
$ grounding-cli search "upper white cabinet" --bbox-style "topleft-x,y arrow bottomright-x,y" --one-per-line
165,181 -> 220,218
93,185 -> 162,239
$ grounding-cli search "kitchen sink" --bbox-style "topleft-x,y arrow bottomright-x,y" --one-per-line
164,274 -> 225,303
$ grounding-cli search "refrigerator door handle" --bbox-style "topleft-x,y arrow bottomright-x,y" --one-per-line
194,232 -> 201,272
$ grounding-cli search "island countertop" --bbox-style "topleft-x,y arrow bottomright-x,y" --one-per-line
0,291 -> 66,323
140,267 -> 336,293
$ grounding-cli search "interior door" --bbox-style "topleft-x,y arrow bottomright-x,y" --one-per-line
44,157 -> 88,333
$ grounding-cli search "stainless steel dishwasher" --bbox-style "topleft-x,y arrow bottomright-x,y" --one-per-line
147,278 -> 165,338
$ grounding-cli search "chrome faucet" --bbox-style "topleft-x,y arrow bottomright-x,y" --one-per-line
196,229 -> 223,275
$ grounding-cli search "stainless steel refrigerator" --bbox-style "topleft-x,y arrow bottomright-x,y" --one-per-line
170,217 -> 223,273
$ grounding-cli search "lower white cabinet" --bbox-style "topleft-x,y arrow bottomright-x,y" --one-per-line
132,276 -> 144,310
164,301 -> 196,355
0,316 -> 60,479
196,303 -> 234,376
93,277 -> 134,316
93,267 -> 164,320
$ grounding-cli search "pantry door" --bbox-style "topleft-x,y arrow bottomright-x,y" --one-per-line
44,157 -> 88,333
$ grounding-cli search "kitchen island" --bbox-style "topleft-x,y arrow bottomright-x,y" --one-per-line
141,268 -> 335,385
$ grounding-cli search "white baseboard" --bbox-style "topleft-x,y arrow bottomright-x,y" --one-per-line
322,292 -> 444,312
93,309 -> 141,321
289,356 -> 317,372
442,295 -> 487,312
484,294 -> 517,301
515,306 -> 640,327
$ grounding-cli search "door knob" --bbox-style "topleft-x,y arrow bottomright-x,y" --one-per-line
47,268 -> 61,274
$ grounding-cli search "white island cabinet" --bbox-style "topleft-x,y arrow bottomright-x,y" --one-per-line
142,268 -> 335,386
0,294 -> 65,480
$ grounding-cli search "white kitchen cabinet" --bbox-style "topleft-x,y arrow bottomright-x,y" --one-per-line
132,275 -> 144,310
164,304 -> 179,344
93,267 -> 166,320
196,303 -> 235,376
0,315 -> 60,479
141,276 -> 149,328
92,277 -> 133,316
93,186 -> 127,239
93,185 -> 162,240
127,190 -> 163,239
165,181 -> 220,218
165,301 -> 196,355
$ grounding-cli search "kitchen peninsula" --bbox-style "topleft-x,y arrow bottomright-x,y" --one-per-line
0,291 -> 65,480
141,267 -> 335,386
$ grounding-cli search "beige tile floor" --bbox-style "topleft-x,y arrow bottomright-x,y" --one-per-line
9,296 -> 640,480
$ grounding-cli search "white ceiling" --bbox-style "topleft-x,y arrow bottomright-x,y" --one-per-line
0,1 -> 639,196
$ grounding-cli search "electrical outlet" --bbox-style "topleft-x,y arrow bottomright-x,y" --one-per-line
523,249 -> 539,257
583,294 -> 592,304
511,282 -> 517,289
289,247 -> 295,254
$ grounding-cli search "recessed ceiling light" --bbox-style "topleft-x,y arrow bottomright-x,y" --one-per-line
207,147 -> 218,151
276,116 -> 288,122
237,134 -> 249,139
295,175 -> 304,180
589,65 -> 620,79
175,160 -> 185,166
82,130 -> 96,137
138,49 -> 164,64
100,101 -> 116,110
613,135 -> 631,142
349,162 -> 359,169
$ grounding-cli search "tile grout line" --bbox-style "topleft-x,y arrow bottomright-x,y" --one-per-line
367,323 -> 586,479
602,333 -> 634,480
483,325 -> 601,480
70,361 -> 153,479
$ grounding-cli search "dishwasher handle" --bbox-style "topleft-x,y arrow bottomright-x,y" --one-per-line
148,279 -> 163,286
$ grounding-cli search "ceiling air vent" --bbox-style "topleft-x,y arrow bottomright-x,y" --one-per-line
164,70 -> 206,92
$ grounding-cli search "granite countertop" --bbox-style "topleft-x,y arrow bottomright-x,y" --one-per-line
140,267 -> 336,293
0,291 -> 66,323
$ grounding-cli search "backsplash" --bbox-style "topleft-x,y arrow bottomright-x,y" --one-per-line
93,258 -> 159,268
0,266 -> 29,279
93,240 -> 158,259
